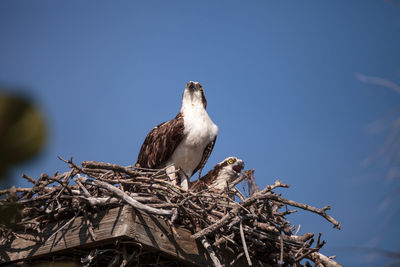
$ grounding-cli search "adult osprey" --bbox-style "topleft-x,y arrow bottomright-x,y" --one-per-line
136,81 -> 218,190
190,157 -> 245,192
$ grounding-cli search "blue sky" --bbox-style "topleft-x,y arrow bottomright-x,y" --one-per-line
1,1 -> 400,265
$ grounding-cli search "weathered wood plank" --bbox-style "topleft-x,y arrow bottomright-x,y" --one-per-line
132,210 -> 209,265
132,212 -> 270,266
0,205 -> 135,263
0,205 -> 270,266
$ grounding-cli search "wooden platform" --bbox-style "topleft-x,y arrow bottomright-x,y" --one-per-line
0,205 -> 269,266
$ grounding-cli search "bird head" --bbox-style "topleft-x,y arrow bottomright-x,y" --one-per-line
220,156 -> 245,180
182,81 -> 207,109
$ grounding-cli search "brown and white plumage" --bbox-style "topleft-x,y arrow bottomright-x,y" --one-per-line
136,81 -> 218,190
190,157 -> 245,192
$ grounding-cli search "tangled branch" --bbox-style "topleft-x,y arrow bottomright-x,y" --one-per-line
0,158 -> 342,267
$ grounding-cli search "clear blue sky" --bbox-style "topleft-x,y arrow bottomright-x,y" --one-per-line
1,1 -> 400,265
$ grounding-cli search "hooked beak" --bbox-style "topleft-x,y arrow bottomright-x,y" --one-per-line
232,161 -> 244,174
187,81 -> 195,91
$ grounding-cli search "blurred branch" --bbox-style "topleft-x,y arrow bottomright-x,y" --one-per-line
356,73 -> 400,94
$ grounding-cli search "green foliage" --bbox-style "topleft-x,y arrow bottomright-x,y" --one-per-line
0,92 -> 47,180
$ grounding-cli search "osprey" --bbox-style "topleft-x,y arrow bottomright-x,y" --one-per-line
136,81 -> 218,190
190,157 -> 245,192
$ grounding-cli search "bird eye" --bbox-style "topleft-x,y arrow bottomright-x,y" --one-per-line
199,86 -> 203,91
228,159 -> 234,164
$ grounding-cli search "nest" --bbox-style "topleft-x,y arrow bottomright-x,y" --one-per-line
0,157 -> 343,267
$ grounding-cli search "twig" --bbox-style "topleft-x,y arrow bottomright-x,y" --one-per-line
82,161 -> 135,174
239,220 -> 252,266
295,224 -> 301,235
191,208 -> 237,239
307,252 -> 344,267
22,174 -> 36,184
1,158 -> 344,267
75,177 -> 92,198
279,232 -> 284,266
267,195 -> 341,229
78,177 -> 172,216
200,237 -> 222,267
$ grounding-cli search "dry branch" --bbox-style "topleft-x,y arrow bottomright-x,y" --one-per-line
77,176 -> 172,216
201,237 -> 222,267
0,158 -> 342,267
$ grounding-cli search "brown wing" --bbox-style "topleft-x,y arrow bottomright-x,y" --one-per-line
189,180 -> 208,192
189,162 -> 222,192
136,113 -> 184,169
192,136 -> 217,179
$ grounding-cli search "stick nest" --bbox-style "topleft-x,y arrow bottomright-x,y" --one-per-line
0,157 -> 343,267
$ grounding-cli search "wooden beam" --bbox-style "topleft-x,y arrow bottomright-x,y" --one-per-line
0,205 -> 269,266
0,205 -> 135,263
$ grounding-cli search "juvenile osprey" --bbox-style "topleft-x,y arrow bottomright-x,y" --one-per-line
190,157 -> 245,192
136,81 -> 218,190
